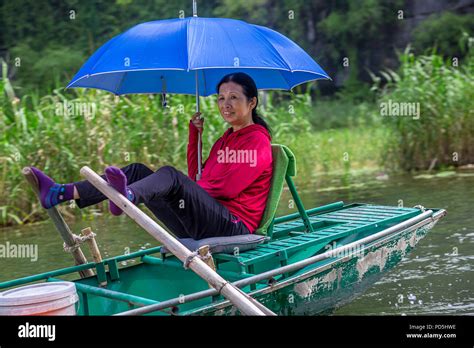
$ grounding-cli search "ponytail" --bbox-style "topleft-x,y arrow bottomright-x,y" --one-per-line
252,110 -> 272,136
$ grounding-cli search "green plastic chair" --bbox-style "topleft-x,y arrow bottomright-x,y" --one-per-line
255,144 -> 297,238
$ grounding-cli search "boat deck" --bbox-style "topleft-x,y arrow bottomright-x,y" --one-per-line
213,204 -> 421,269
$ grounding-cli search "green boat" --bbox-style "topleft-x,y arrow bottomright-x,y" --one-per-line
0,145 -> 446,316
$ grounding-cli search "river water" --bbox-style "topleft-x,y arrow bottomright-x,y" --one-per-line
1,169 -> 473,315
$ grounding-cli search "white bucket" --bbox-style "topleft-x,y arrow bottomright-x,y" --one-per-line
0,282 -> 79,316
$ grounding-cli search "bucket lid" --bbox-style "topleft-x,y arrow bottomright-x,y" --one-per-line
0,282 -> 77,306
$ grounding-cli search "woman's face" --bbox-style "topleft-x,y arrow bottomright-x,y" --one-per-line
218,81 -> 256,129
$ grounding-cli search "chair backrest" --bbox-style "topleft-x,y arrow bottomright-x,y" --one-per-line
255,144 -> 296,237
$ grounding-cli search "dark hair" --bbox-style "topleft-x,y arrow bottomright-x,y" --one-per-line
216,72 -> 271,136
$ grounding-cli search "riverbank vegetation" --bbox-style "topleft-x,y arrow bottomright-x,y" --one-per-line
1,1 -> 473,227
2,47 -> 473,226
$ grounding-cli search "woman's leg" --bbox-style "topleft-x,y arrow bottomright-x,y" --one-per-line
128,166 -> 250,239
73,163 -> 153,208
141,199 -> 190,239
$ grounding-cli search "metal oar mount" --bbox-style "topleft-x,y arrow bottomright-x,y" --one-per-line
80,166 -> 275,316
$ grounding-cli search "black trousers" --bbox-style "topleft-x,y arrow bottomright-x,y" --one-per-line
73,163 -> 250,240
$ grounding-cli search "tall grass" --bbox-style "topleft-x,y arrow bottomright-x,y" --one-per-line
374,48 -> 474,171
284,126 -> 390,184
308,97 -> 378,130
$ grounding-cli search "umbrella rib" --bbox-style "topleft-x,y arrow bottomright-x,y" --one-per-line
252,26 -> 292,72
115,73 -> 127,95
215,20 -> 241,70
278,69 -> 291,90
186,17 -> 191,71
88,36 -> 121,78
66,38 -> 117,88
287,75 -> 331,90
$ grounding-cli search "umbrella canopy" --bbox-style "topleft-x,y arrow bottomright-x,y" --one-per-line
66,17 -> 330,95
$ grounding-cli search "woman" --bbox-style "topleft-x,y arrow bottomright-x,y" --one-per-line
30,72 -> 273,240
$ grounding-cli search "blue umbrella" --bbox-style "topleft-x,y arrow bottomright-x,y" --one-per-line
67,3 -> 330,177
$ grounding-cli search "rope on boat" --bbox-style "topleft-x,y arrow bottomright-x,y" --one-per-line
414,205 -> 426,212
63,232 -> 97,253
183,249 -> 213,270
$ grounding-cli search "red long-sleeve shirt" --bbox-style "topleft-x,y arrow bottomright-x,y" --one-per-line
187,121 -> 273,233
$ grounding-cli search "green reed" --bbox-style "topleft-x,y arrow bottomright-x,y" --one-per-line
374,48 -> 474,171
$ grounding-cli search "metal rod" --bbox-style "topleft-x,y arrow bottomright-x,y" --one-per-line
48,278 -> 160,307
285,175 -> 313,231
80,166 -> 272,316
0,246 -> 165,290
273,201 -> 344,224
195,70 -> 202,180
0,263 -> 96,290
193,0 -> 197,17
116,209 -> 437,316
109,246 -> 162,262
192,2 -> 201,180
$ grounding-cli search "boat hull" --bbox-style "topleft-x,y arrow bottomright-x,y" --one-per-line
185,211 -> 443,315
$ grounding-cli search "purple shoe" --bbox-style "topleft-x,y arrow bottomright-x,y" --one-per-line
104,166 -> 135,216
29,167 -> 74,209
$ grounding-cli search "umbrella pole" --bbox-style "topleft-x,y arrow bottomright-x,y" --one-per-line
193,0 -> 197,17
80,166 -> 273,316
193,2 -> 202,180
195,70 -> 202,180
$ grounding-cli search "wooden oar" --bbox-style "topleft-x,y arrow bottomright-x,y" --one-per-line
80,166 -> 275,316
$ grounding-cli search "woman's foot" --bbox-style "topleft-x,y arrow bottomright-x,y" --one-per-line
104,166 -> 135,216
30,167 -> 75,209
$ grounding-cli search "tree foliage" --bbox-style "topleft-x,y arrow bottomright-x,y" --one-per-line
412,12 -> 474,59
0,0 -> 471,97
